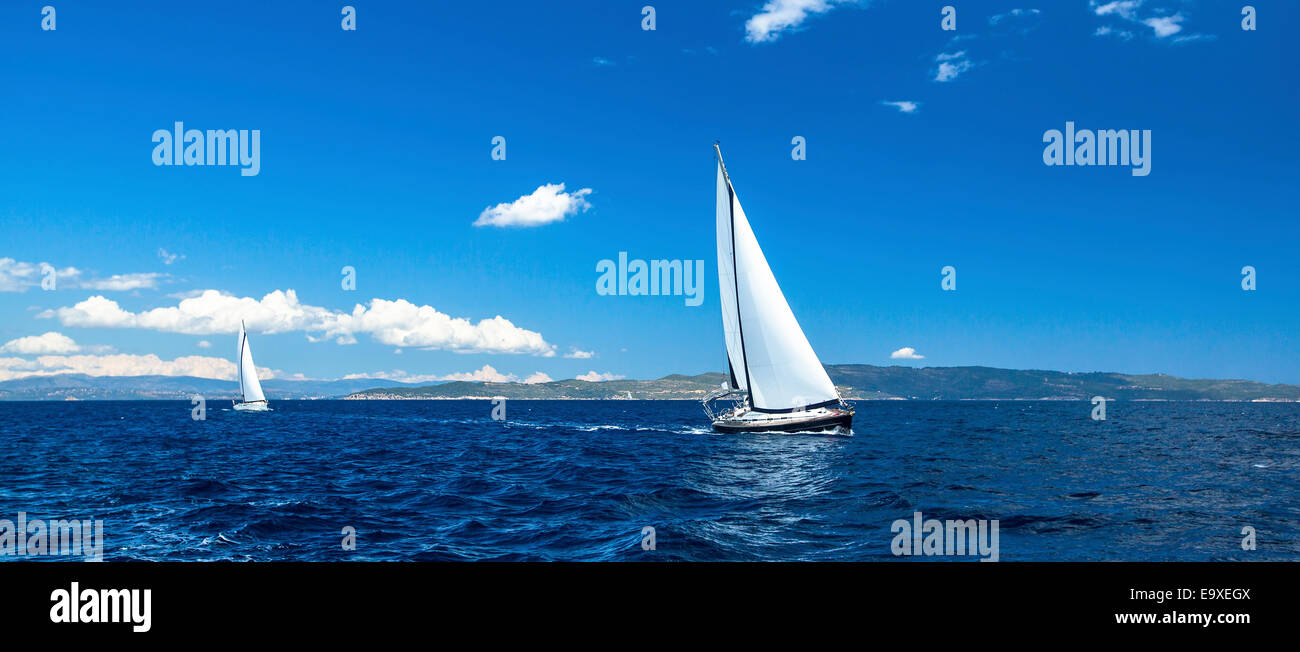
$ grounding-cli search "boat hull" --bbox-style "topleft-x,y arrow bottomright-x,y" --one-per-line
711,408 -> 853,434
233,400 -> 271,412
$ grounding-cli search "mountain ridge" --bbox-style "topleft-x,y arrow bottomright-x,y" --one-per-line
2,366 -> 1297,401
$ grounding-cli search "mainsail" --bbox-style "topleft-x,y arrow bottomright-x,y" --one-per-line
237,322 -> 266,403
714,145 -> 839,412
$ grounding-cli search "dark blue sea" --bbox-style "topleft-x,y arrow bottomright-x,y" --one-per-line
1,400 -> 1297,561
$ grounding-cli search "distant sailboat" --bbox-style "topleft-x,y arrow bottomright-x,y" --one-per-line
703,144 -> 853,434
233,321 -> 270,411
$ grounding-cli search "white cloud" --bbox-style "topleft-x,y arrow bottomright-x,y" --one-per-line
80,273 -> 165,291
341,370 -> 446,384
889,347 -> 925,360
523,371 -> 553,384
1092,0 -> 1142,20
1094,25 -> 1135,39
197,340 -> 212,349
1142,14 -> 1183,37
933,51 -> 973,82
157,248 -> 184,265
0,332 -> 80,355
745,0 -> 853,44
564,348 -> 594,359
989,8 -> 1040,25
439,364 -> 516,383
880,100 -> 920,114
0,257 -> 164,292
343,365 -> 554,385
0,352 -> 264,382
576,370 -> 625,382
1091,2 -> 1203,42
474,183 -> 592,228
43,290 -> 555,356
0,258 -> 79,292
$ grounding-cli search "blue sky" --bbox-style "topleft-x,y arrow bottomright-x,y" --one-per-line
1,0 -> 1297,386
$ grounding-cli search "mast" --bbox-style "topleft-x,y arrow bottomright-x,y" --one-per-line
238,320 -> 246,402
715,143 -> 754,404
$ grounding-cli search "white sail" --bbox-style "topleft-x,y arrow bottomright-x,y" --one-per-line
716,158 -> 747,391
716,148 -> 838,412
237,323 -> 266,403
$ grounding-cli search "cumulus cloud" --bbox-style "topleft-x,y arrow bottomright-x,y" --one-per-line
474,183 -> 592,228
565,348 -> 594,359
197,340 -> 212,348
523,371 -> 553,384
933,51 -> 973,82
745,0 -> 854,44
344,365 -> 554,385
0,332 -> 81,355
0,258 -> 164,292
0,258 -> 79,292
1141,14 -> 1183,37
42,290 -> 555,356
439,364 -> 516,382
0,352 -> 265,382
880,100 -> 920,114
889,347 -> 925,360
576,370 -> 625,382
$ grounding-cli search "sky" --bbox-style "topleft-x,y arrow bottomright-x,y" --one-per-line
1,0 -> 1296,386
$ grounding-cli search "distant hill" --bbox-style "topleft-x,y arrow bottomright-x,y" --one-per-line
0,374 -> 441,401
346,365 -> 1300,402
3,366 -> 1298,401
347,373 -> 732,401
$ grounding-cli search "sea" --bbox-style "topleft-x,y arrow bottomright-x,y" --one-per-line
1,400 -> 1296,561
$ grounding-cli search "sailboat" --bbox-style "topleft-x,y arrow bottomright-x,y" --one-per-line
233,320 -> 270,411
703,144 -> 853,434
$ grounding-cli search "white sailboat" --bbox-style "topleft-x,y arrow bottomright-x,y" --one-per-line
703,144 -> 853,434
233,320 -> 270,411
